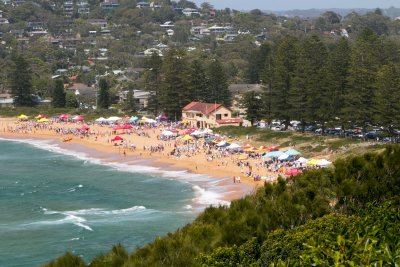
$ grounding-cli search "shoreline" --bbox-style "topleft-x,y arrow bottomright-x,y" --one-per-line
0,122 -> 256,205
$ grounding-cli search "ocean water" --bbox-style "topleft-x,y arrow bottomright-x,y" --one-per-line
0,139 -> 231,267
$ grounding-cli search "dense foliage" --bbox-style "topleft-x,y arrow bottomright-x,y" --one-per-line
43,145 -> 400,266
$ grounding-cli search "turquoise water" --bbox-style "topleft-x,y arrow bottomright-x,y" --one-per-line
0,139 -> 202,267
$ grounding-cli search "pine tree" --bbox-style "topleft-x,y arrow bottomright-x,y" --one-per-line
270,36 -> 299,129
298,35 -> 327,129
246,43 -> 272,83
52,79 -> 66,108
240,91 -> 263,125
374,63 -> 400,134
158,48 -> 190,120
188,59 -> 210,102
123,89 -> 136,112
322,38 -> 351,130
207,59 -> 231,106
66,92 -> 79,108
344,29 -> 380,128
143,52 -> 163,115
10,54 -> 34,106
98,78 -> 110,109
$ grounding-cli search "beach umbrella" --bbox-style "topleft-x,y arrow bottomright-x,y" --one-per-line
111,136 -> 124,142
59,114 -> 69,119
106,116 -> 121,122
216,141 -> 229,147
226,143 -> 241,150
130,116 -> 139,122
284,148 -> 301,156
181,135 -> 193,141
296,157 -> 309,164
238,154 -> 248,160
306,159 -> 319,166
18,114 -> 28,119
185,128 -> 197,134
258,146 -> 269,151
72,116 -> 85,121
146,118 -> 157,124
316,159 -> 332,167
113,125 -> 124,130
262,150 -> 284,158
95,117 -> 106,122
161,130 -> 174,136
285,168 -> 303,176
268,146 -> 280,151
242,144 -> 253,149
122,124 -> 133,129
35,114 -> 45,119
202,128 -> 213,134
79,125 -> 90,131
38,118 -> 49,123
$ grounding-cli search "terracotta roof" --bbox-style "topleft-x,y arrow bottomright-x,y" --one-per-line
217,118 -> 242,124
182,102 -> 223,115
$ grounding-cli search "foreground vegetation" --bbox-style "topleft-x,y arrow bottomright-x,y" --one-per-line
44,145 -> 400,266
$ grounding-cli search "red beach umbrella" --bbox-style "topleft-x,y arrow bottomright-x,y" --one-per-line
59,114 -> 69,119
122,125 -> 133,129
111,136 -> 124,142
79,125 -> 90,131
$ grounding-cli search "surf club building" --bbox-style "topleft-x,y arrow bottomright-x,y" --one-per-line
182,102 -> 242,128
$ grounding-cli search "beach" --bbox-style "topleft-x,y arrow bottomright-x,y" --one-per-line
0,117 -> 261,203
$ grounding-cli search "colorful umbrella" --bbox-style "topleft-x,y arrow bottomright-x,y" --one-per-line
79,125 -> 90,131
111,136 -> 124,142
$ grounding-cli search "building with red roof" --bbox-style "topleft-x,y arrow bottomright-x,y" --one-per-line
182,102 -> 242,128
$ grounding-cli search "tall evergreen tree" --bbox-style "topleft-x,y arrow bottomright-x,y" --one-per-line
143,52 -> 163,115
123,89 -> 136,112
158,48 -> 190,120
188,59 -> 210,102
270,36 -> 299,129
300,35 -> 327,129
343,29 -> 380,128
322,38 -> 351,130
246,43 -> 272,83
65,92 -> 79,108
374,63 -> 400,134
207,59 -> 231,106
52,79 -> 66,108
10,54 -> 34,106
240,91 -> 263,125
98,78 -> 110,109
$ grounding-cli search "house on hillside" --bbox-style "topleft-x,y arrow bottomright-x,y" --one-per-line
182,102 -> 242,128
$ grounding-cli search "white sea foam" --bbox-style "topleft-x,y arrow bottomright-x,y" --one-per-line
1,137 -> 232,208
192,185 -> 230,207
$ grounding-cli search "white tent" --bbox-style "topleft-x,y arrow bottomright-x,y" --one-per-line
316,159 -> 332,167
145,118 -> 157,124
161,130 -> 175,136
278,153 -> 290,160
226,143 -> 242,150
216,141 -> 228,147
106,116 -> 121,122
202,128 -> 213,134
95,117 -> 106,122
295,157 -> 309,164
190,130 -> 203,136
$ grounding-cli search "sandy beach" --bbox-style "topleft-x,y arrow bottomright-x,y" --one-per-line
0,117 -> 264,203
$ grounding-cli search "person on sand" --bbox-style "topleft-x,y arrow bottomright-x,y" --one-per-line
233,176 -> 236,183
123,150 -> 126,157
236,176 -> 241,183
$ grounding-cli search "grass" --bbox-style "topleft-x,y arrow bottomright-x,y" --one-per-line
327,139 -> 361,151
213,126 -> 260,137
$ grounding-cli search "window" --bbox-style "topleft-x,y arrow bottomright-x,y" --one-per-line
216,114 -> 221,120
224,113 -> 228,117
